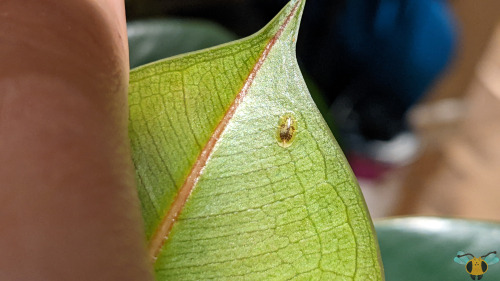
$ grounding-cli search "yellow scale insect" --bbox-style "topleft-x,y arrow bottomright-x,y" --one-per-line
276,113 -> 297,148
454,251 -> 499,280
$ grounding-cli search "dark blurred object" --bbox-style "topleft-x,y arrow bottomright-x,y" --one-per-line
128,19 -> 237,68
126,0 -> 280,36
329,0 -> 458,180
328,0 -> 457,142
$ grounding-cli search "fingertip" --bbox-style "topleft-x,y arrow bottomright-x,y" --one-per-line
0,1 -> 153,280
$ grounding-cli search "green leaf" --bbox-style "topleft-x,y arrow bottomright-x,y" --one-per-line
376,217 -> 500,281
126,18 -> 338,142
128,0 -> 383,279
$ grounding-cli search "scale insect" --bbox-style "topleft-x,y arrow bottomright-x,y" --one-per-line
276,112 -> 298,148
454,251 -> 499,280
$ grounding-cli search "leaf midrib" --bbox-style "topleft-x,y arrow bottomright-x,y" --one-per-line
148,0 -> 303,262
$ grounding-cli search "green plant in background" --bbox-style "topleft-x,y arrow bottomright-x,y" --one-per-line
128,0 -> 383,279
376,218 -> 500,280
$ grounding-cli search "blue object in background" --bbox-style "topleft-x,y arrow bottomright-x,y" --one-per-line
337,0 -> 458,108
329,0 -> 458,141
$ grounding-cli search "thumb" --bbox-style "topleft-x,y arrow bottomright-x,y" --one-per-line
0,1 -> 153,280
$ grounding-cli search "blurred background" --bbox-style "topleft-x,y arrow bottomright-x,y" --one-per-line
125,0 -> 500,220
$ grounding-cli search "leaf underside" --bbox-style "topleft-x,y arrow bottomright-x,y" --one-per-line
128,0 -> 384,280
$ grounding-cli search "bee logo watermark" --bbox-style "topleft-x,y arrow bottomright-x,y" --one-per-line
454,251 -> 499,280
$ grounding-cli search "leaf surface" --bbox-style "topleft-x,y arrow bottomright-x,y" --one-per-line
128,0 -> 383,279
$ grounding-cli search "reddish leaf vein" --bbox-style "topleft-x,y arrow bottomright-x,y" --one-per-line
148,0 -> 302,261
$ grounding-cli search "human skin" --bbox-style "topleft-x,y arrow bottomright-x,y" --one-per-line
0,0 -> 154,280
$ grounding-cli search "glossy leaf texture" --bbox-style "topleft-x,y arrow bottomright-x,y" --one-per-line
128,0 -> 383,280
